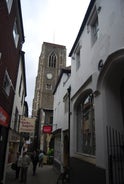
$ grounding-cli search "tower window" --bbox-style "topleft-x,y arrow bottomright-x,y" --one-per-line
46,84 -> 52,90
48,52 -> 56,68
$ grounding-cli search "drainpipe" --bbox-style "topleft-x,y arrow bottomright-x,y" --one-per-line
67,86 -> 71,170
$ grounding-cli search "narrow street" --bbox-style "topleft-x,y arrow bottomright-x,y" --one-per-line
5,164 -> 59,184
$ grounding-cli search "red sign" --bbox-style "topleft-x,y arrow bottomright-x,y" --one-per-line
0,106 -> 10,127
43,125 -> 52,134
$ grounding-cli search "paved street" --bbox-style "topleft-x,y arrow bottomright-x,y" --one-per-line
5,164 -> 59,184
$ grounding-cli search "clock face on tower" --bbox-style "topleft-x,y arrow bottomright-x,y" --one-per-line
46,73 -> 53,79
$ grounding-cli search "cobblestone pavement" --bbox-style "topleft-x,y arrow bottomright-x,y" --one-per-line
5,164 -> 59,184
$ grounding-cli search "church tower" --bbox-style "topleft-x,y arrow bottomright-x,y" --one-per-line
32,42 -> 66,117
32,42 -> 66,151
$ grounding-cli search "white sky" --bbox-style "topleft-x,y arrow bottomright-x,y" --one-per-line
21,0 -> 90,116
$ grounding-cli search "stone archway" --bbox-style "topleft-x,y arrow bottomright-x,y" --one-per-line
97,49 -> 124,131
97,49 -> 124,184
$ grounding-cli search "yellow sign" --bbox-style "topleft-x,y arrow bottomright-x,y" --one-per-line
19,117 -> 36,133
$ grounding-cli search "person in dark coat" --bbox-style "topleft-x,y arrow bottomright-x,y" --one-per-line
31,150 -> 39,176
15,152 -> 21,179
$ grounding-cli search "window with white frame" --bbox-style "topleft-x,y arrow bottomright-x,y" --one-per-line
76,91 -> 95,155
88,6 -> 99,45
13,20 -> 19,47
76,48 -> 80,70
63,94 -> 68,113
3,70 -> 11,96
6,0 -> 13,13
91,15 -> 99,44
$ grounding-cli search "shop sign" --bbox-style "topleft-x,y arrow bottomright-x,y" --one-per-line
0,106 -> 10,127
43,125 -> 52,134
19,117 -> 36,133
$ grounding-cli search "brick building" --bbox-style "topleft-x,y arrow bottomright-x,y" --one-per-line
0,1 -> 24,183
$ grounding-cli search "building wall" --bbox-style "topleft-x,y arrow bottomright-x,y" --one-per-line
0,1 -> 24,183
71,0 -> 124,98
53,72 -> 71,131
69,0 -> 124,183
0,0 -> 24,115
32,42 -> 66,117
32,42 -> 67,153
53,69 -> 71,170
8,52 -> 27,164
11,53 -> 26,131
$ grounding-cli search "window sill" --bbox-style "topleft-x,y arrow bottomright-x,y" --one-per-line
72,152 -> 96,165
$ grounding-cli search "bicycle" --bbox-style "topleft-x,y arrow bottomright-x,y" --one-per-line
56,166 -> 70,184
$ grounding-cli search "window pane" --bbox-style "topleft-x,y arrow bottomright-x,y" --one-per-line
3,71 -> 11,96
48,52 -> 56,68
13,20 -> 19,47
77,93 -> 95,155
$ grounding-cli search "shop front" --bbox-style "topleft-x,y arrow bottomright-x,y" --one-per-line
0,106 -> 10,183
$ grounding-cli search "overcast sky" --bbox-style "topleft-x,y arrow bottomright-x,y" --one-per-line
21,0 -> 90,116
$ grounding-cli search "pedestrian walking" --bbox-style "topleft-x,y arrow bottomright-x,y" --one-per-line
15,152 -> 21,179
38,150 -> 44,167
20,151 -> 30,183
31,150 -> 39,176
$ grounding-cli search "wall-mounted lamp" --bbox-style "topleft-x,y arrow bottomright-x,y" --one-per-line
98,59 -> 104,71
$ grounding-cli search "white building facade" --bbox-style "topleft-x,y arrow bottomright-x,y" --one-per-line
53,68 -> 71,171
68,0 -> 124,183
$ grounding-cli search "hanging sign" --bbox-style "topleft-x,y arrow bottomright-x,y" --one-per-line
19,117 -> 36,133
43,125 -> 52,134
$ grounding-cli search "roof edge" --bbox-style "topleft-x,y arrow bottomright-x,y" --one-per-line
69,0 -> 95,57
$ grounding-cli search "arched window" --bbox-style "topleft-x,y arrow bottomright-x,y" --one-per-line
77,91 -> 95,155
48,51 -> 56,68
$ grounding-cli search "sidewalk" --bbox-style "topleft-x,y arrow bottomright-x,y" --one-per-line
5,164 -> 59,184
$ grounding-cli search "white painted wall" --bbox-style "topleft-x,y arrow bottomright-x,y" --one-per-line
53,72 -> 71,132
70,0 -> 124,169
71,0 -> 124,97
10,56 -> 26,131
53,71 -> 71,168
